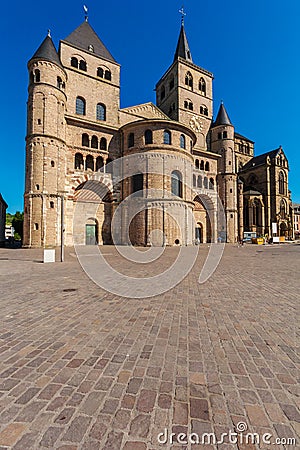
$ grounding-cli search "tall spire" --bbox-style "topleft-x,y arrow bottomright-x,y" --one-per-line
213,102 -> 232,127
174,8 -> 193,62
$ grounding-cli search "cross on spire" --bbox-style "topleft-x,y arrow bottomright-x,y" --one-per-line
179,6 -> 186,25
83,5 -> 88,22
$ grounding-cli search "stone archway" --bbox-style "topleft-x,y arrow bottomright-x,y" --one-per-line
193,194 -> 217,243
72,176 -> 114,246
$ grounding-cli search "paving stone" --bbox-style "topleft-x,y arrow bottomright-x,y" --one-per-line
62,415 -> 92,443
0,245 -> 299,448
190,398 -> 209,420
40,426 -> 63,447
129,414 -> 151,438
103,430 -> 123,449
0,423 -> 27,446
136,389 -> 156,413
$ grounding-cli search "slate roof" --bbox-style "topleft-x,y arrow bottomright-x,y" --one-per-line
234,132 -> 254,144
242,148 -> 281,171
174,24 -> 193,62
63,21 -> 116,62
212,102 -> 232,127
30,35 -> 63,68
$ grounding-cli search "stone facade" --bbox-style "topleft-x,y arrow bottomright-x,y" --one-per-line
292,204 -> 300,238
0,194 -> 7,247
23,20 -> 294,247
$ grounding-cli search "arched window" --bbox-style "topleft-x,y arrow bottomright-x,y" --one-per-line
197,175 -> 202,188
91,135 -> 98,149
204,177 -> 208,189
104,70 -> 111,81
185,72 -> 193,89
164,130 -> 171,145
82,133 -> 89,147
180,134 -> 186,149
204,107 -> 208,116
161,85 -> 165,101
75,153 -> 83,170
223,131 -> 228,139
280,199 -> 286,218
79,60 -> 87,71
209,178 -> 214,189
195,160 -> 199,169
76,97 -> 86,115
200,160 -> 204,170
145,130 -> 153,145
97,67 -> 104,78
57,76 -> 63,89
169,75 -> 175,90
193,174 -> 196,187
171,170 -> 183,198
32,69 -> 40,83
96,103 -> 106,121
71,57 -> 78,68
279,171 -> 285,195
199,77 -> 206,95
205,162 -> 210,171
184,100 -> 193,110
96,156 -> 104,171
85,155 -> 94,171
100,137 -> 107,150
132,173 -> 143,196
128,133 -> 134,148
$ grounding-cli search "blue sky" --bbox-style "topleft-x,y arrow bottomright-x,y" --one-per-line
1,0 -> 299,212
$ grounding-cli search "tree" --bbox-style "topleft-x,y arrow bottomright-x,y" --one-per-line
12,211 -> 24,240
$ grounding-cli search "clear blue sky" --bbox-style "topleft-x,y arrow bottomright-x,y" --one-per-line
1,0 -> 299,213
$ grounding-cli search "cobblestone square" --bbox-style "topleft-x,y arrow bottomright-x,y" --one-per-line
0,243 -> 299,449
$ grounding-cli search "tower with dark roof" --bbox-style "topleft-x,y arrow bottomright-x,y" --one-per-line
24,32 -> 67,247
210,102 -> 239,241
155,21 -> 213,151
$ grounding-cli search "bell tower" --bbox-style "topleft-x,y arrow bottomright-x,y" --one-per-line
24,32 -> 67,247
156,15 -> 213,150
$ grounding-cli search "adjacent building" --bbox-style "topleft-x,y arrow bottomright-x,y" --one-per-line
23,18 -> 294,247
0,194 -> 7,247
293,204 -> 300,239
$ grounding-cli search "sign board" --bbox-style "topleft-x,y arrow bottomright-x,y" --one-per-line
272,222 -> 278,235
273,237 -> 280,243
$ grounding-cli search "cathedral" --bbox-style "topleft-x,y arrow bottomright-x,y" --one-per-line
23,17 -> 294,247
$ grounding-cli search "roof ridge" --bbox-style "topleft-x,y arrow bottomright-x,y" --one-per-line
63,21 -> 116,63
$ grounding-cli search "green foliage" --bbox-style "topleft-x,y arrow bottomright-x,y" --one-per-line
14,232 -> 21,241
11,211 -> 24,240
5,213 -> 13,225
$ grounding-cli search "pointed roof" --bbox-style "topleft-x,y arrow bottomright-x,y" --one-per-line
212,102 -> 232,127
30,35 -> 63,68
63,21 -> 116,62
241,147 -> 284,171
174,24 -> 193,62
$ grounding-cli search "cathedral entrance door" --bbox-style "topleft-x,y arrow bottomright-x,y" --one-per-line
86,224 -> 97,245
195,226 -> 203,243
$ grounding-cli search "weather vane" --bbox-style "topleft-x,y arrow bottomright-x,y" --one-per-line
83,5 -> 88,22
179,6 -> 186,25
